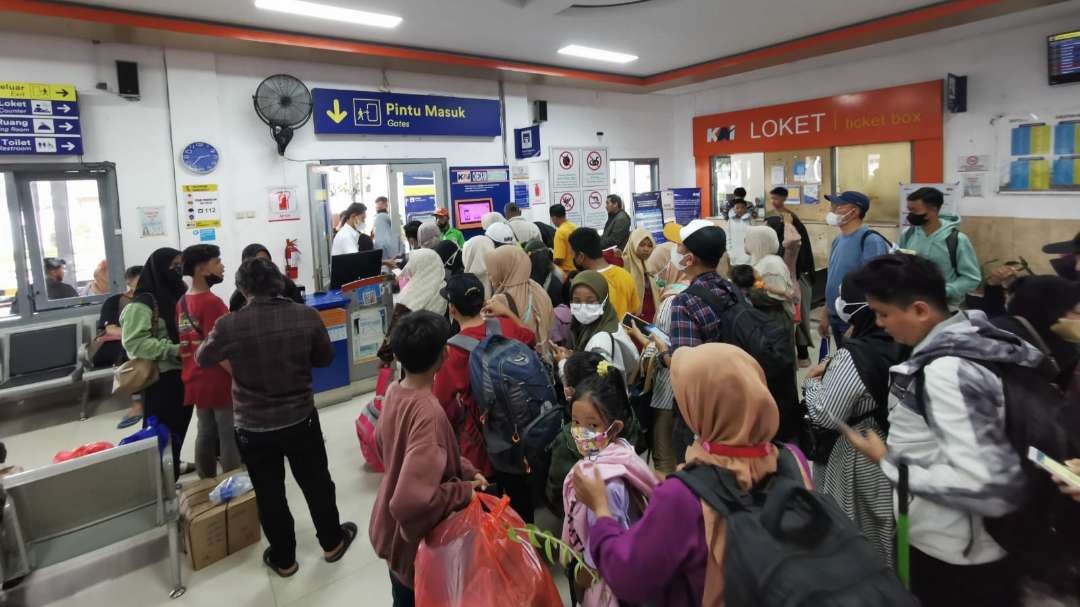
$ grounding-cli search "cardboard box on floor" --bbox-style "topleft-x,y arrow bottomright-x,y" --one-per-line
180,469 -> 260,570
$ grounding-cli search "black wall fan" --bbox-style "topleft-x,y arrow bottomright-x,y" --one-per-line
253,74 -> 313,156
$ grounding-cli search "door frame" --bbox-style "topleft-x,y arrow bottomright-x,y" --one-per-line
308,158 -> 448,291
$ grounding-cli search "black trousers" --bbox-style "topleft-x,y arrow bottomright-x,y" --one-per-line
389,570 -> 415,607
235,411 -> 344,568
910,547 -> 1021,607
142,370 -> 192,479
494,470 -> 535,524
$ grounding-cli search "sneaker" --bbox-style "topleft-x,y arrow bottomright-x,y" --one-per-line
116,413 -> 143,429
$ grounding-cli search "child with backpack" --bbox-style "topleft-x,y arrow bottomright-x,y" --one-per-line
573,343 -> 912,607
434,273 -> 538,519
847,254 -> 1041,607
369,311 -> 488,607
562,360 -> 658,606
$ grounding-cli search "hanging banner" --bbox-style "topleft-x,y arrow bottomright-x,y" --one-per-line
633,191 -> 665,245
514,125 -> 541,159
0,81 -> 82,155
583,189 -> 609,231
312,88 -> 501,137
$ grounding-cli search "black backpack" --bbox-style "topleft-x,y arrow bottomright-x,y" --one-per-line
684,284 -> 794,382
674,458 -> 916,607
913,351 -> 1080,578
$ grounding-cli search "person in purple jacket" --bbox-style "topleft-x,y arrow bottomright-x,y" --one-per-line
573,343 -> 781,607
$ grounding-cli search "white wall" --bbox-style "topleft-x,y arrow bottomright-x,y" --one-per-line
670,4 -> 1080,220
0,32 -> 675,297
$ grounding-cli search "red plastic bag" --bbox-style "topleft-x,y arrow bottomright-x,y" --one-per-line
415,493 -> 563,607
52,441 -> 114,463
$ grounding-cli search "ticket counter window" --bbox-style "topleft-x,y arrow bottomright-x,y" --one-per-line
711,153 -> 764,216
835,142 -> 912,224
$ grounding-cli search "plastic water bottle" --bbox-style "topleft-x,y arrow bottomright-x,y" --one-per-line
208,473 -> 254,504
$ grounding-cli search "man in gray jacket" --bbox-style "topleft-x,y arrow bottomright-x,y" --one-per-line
600,194 -> 632,250
847,253 -> 1037,607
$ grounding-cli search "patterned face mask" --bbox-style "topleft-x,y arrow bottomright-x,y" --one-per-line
570,423 -> 615,457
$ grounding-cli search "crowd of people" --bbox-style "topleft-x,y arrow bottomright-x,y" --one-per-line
108,187 -> 1080,607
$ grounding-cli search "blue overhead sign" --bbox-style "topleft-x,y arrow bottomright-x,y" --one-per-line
0,81 -> 82,155
312,88 -> 501,137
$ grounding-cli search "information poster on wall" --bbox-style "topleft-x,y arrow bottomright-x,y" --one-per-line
664,188 -> 702,225
182,184 -> 222,231
554,190 -> 584,226
552,148 -> 581,190
268,186 -> 300,222
899,183 -> 960,228
138,206 -> 166,237
583,189 -> 609,231
581,148 -> 609,188
449,166 -> 510,231
633,191 -> 665,244
511,165 -> 530,208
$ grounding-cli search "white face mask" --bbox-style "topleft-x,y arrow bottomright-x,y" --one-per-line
825,209 -> 853,228
834,294 -> 868,324
571,300 -> 606,324
671,246 -> 689,271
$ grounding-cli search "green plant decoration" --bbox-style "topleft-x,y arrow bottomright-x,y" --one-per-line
506,524 -> 599,586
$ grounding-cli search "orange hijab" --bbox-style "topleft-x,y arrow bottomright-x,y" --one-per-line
485,245 -> 553,342
671,343 -> 779,607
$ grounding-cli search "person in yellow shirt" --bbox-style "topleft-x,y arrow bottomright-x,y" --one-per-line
568,226 -> 638,319
550,204 -> 578,274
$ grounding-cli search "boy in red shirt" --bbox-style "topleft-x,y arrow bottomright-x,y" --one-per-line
433,273 -> 537,522
179,244 -> 239,478
369,310 -> 487,606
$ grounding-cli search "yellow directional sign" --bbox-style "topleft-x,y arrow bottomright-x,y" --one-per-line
326,99 -> 348,124
0,81 -> 77,101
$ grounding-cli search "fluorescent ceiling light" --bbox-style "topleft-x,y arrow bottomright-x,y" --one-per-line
557,45 -> 638,64
254,0 -> 402,28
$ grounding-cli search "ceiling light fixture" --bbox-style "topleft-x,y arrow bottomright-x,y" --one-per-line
557,45 -> 637,64
254,0 -> 402,28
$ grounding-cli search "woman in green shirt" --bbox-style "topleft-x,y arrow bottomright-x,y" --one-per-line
121,247 -> 189,478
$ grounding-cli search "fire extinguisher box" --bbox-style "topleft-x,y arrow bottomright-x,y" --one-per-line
306,291 -> 352,394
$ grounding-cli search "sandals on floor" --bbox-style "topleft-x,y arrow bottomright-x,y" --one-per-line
324,522 -> 358,563
263,548 -> 298,578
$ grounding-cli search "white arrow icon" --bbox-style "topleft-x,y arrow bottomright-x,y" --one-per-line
58,122 -> 73,132
60,141 -> 75,151
56,104 -> 71,114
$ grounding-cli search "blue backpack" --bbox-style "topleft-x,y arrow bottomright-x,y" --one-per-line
447,319 -> 562,475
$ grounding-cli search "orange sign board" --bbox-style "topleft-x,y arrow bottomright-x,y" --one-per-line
693,80 -> 942,156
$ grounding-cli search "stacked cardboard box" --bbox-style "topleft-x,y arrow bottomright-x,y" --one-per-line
179,470 -> 260,570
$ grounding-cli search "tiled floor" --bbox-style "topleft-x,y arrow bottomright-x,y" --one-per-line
3,393 -> 571,606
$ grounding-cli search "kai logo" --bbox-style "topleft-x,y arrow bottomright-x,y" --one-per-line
706,125 -> 736,143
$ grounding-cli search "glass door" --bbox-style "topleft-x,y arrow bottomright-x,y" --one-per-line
387,162 -> 447,241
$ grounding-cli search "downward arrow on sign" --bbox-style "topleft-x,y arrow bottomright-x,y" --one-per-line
326,99 -> 348,124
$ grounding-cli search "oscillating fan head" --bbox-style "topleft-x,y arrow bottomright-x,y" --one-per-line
253,74 -> 312,155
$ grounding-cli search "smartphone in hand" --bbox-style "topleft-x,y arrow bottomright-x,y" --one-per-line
622,313 -> 671,346
1029,447 -> 1080,489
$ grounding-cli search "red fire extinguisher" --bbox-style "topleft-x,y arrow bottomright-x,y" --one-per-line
284,239 -> 301,280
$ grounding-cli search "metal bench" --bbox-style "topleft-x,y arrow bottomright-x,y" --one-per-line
0,437 -> 184,602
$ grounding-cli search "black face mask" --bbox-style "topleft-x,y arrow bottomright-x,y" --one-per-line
438,222 -> 449,234
206,274 -> 224,286
906,212 -> 929,226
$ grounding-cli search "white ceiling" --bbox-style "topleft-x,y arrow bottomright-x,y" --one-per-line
77,0 -> 940,76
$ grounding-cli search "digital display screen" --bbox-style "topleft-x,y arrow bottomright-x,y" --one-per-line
456,200 -> 493,227
1049,30 -> 1080,85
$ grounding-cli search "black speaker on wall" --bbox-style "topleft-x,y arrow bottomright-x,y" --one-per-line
116,60 -> 140,99
947,73 -> 967,113
533,100 -> 547,123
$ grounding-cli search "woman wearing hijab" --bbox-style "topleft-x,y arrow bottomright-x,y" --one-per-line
621,229 -> 657,322
228,244 -> 304,312
480,211 -> 507,230
121,247 -> 190,478
803,274 -> 908,565
525,239 -> 564,306
745,225 -> 795,318
550,271 -> 637,378
485,245 -> 554,344
572,343 -> 782,606
990,275 -> 1080,388
417,221 -> 442,250
377,249 -> 447,364
434,239 -> 464,279
372,211 -> 404,262
463,230 -> 496,299
624,242 -> 688,476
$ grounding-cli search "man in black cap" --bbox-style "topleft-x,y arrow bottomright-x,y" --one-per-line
11,257 -> 80,314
